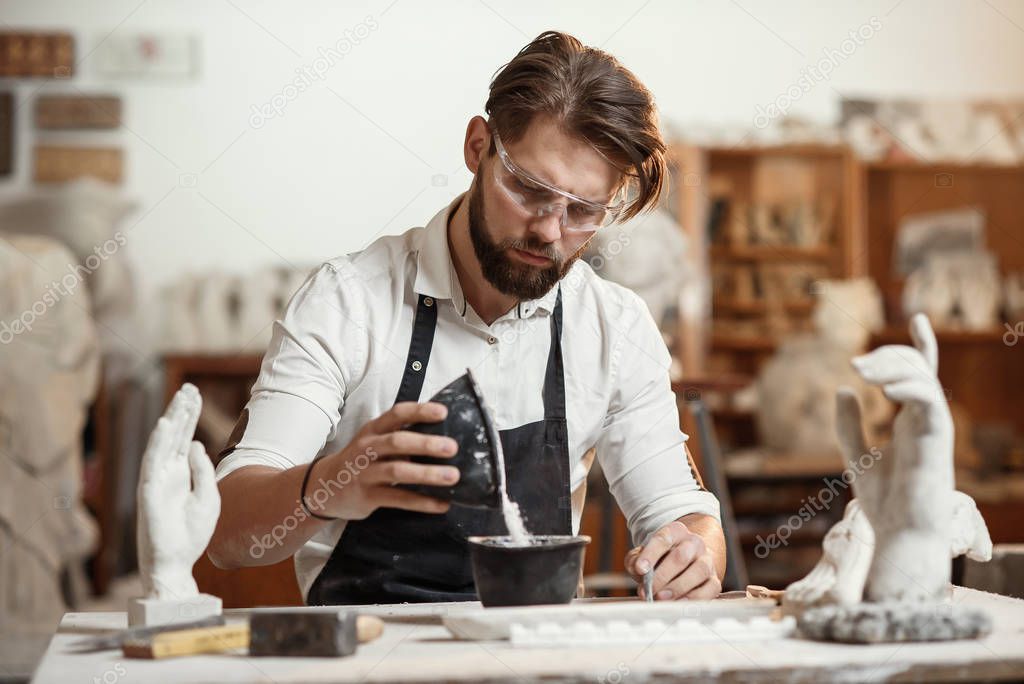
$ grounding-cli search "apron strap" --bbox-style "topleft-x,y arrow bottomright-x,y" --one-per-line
395,287 -> 564,418
542,286 -> 566,421
394,294 -> 438,404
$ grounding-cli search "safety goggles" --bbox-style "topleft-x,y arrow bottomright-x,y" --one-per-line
490,128 -> 626,234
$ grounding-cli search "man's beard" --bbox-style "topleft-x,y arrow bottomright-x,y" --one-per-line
467,179 -> 583,300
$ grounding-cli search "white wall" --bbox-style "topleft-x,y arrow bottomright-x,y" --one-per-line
1,0 -> 1023,358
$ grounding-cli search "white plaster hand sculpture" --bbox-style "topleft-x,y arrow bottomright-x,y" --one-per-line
137,383 -> 220,601
836,313 -> 954,603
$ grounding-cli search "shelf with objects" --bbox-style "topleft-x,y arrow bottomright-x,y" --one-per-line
667,104 -> 1024,588
861,159 -> 1024,546
666,141 -> 867,588
699,143 -> 864,374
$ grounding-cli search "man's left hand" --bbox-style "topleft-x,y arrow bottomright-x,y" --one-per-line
624,520 -> 721,601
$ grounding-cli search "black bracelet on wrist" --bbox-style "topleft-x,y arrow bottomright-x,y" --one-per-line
300,453 -> 341,521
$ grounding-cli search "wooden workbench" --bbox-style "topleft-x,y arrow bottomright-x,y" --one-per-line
31,588 -> 1024,682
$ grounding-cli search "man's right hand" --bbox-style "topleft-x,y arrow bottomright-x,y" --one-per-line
303,401 -> 459,521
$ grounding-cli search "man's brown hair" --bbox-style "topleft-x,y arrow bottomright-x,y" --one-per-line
484,30 -> 666,222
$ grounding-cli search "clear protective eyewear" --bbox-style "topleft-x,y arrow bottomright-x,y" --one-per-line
491,128 -> 626,234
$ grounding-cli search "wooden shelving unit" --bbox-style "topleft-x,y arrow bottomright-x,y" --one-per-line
864,161 -> 1024,547
872,326 -> 1009,345
863,160 -> 1024,322
670,145 -> 1024,432
709,244 -> 835,261
669,144 -> 1024,587
667,143 -> 866,585
669,143 -> 865,379
863,161 -> 1024,434
713,299 -> 815,315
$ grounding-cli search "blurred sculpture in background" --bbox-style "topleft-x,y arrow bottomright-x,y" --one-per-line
160,265 -> 313,353
193,272 -> 237,354
749,277 -> 891,457
158,266 -> 315,460
794,315 -> 993,643
0,178 -> 137,358
236,269 -> 284,350
585,206 -> 689,332
0,179 -> 153,593
840,98 -> 1024,164
584,206 -> 697,378
0,235 -> 100,629
903,252 -> 1001,330
724,198 -> 835,249
897,206 -> 1001,330
812,278 -> 886,352
130,383 -> 221,626
164,273 -> 200,351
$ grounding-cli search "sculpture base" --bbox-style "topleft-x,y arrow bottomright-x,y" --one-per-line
799,601 -> 992,643
127,593 -> 222,627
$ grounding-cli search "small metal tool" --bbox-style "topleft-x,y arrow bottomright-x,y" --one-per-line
643,568 -> 654,603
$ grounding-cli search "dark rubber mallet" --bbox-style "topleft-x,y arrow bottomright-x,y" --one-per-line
249,612 -> 383,657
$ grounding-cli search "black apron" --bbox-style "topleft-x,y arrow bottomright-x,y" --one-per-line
306,287 -> 572,605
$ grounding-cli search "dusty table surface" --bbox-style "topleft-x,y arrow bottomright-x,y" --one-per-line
30,587 -> 1024,683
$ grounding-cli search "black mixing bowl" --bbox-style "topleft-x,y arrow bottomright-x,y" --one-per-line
468,535 -> 591,607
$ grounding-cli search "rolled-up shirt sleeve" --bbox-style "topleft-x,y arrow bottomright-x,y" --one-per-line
215,262 -> 363,481
594,293 -> 721,547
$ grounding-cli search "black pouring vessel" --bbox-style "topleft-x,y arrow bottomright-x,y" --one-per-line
468,535 -> 591,607
402,368 -> 502,508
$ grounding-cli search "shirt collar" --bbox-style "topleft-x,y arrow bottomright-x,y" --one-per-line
413,192 -> 561,318
412,193 -> 462,302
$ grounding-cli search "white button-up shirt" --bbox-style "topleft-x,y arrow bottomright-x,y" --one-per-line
216,193 -> 720,600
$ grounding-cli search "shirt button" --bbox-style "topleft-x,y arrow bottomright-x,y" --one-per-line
411,360 -> 423,371
423,297 -> 434,307
487,336 -> 497,345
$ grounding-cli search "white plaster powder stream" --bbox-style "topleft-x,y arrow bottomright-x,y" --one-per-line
481,396 -> 530,545
493,435 -> 530,544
